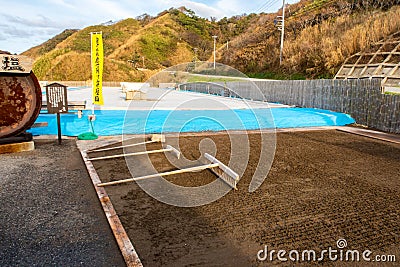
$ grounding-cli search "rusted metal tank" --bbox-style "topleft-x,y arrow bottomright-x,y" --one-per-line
0,54 -> 42,139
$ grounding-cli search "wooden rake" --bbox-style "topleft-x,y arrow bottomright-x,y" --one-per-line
87,134 -> 165,153
88,145 -> 180,161
97,153 -> 240,190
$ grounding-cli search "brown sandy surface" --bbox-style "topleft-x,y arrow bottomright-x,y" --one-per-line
0,139 -> 125,266
90,130 -> 400,266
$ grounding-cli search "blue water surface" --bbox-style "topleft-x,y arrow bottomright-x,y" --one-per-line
28,108 -> 355,136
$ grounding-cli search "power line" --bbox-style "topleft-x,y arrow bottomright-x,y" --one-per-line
256,0 -> 274,12
257,0 -> 336,66
262,1 -> 280,13
257,0 -> 336,17
256,0 -> 277,13
288,0 -> 336,20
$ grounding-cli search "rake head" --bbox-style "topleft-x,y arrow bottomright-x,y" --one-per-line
204,153 -> 240,190
151,134 -> 165,142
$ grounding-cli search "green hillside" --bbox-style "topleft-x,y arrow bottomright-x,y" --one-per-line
22,8 -> 253,82
23,29 -> 78,59
22,1 -> 400,81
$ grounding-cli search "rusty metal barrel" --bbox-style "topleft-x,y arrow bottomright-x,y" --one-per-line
0,54 -> 42,139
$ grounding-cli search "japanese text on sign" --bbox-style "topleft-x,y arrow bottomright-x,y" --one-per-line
91,32 -> 104,105
46,84 -> 68,114
2,56 -> 24,72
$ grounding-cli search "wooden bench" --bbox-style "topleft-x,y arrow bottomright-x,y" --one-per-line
32,122 -> 48,128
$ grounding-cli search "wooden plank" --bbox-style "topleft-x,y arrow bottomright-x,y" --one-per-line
88,148 -> 169,161
32,122 -> 49,128
360,52 -> 400,56
0,141 -> 34,154
80,150 -> 143,267
88,140 -> 159,153
337,127 -> 400,144
88,146 -> 180,161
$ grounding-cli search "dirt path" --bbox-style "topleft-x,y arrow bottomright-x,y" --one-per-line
90,130 -> 400,266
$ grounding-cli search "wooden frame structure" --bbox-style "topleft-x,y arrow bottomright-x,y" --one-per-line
97,152 -> 240,190
88,134 -> 165,153
80,149 -> 143,267
335,31 -> 400,86
88,145 -> 180,161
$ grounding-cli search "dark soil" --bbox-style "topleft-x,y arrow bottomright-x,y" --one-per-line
90,130 -> 400,266
0,139 -> 125,267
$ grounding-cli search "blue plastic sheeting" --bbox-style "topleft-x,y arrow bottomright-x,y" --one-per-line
29,108 -> 355,136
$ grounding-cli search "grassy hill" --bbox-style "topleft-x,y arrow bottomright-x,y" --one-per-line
23,8 -> 253,82
23,29 -> 78,59
218,0 -> 400,79
24,18 -> 160,81
22,1 -> 400,81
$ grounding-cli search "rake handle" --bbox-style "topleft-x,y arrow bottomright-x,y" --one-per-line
88,140 -> 158,153
88,148 -> 172,161
97,163 -> 220,187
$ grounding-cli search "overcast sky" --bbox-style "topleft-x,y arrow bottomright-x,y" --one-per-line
0,0 -> 298,54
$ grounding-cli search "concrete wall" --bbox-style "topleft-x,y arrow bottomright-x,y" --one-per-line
179,79 -> 400,134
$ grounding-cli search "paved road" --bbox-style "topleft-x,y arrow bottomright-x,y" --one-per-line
0,139 -> 125,267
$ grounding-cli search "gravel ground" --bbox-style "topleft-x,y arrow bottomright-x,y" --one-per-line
0,139 -> 125,267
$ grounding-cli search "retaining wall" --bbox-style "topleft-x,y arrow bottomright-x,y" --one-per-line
179,79 -> 400,133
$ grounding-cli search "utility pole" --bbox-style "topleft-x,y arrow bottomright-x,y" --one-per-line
193,47 -> 198,70
279,0 -> 285,65
212,35 -> 218,69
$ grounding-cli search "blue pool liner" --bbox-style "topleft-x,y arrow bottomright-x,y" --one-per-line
28,108 -> 355,136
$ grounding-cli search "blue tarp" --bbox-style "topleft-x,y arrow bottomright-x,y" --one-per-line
28,108 -> 355,136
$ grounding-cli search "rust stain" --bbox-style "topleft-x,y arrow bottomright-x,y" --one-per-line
0,73 -> 42,138
0,77 -> 28,126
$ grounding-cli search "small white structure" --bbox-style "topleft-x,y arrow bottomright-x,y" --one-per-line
121,82 -> 150,100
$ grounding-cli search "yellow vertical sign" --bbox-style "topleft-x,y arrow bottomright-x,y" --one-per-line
91,32 -> 104,105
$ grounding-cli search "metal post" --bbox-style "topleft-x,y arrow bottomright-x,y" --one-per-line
57,112 -> 62,145
212,36 -> 218,69
280,0 -> 286,65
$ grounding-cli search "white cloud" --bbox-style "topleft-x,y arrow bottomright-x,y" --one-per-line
0,14 -> 59,29
0,0 -> 300,54
164,0 -> 224,18
0,25 -> 34,37
46,0 -> 76,9
68,0 -> 134,20
215,0 -> 246,16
